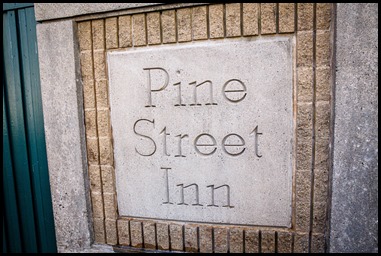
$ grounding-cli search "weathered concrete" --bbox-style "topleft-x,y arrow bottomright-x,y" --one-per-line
34,3 -> 208,22
108,37 -> 294,227
35,3 -> 160,21
37,20 -> 93,252
330,3 -> 378,253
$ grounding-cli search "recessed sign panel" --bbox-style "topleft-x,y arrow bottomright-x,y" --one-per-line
108,37 -> 293,227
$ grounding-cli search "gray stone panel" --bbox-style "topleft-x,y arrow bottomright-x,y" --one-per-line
37,20 -> 93,252
330,3 -> 378,253
108,37 -> 294,227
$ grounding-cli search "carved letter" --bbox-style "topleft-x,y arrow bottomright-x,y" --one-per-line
176,183 -> 203,206
133,119 -> 156,156
173,82 -> 186,107
162,167 -> 173,204
144,67 -> 169,107
194,133 -> 217,156
190,80 -> 217,106
160,127 -> 170,156
175,134 -> 189,157
222,133 -> 246,156
222,79 -> 247,103
206,184 -> 234,208
250,125 -> 263,158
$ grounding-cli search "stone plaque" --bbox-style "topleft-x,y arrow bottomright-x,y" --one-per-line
108,37 -> 293,227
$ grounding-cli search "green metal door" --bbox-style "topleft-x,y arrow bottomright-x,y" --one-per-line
3,3 -> 57,253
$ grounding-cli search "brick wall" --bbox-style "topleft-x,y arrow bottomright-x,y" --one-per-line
77,3 -> 332,253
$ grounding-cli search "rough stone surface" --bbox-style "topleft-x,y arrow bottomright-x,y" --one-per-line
169,224 -> 183,251
297,3 -> 313,31
105,17 -> 118,49
156,223 -> 169,250
105,219 -> 117,245
244,229 -> 259,253
108,38 -> 294,227
161,10 -> 176,44
294,232 -> 309,253
130,221 -> 143,248
214,227 -> 228,253
229,228 -> 244,253
279,3 -> 295,33
176,8 -> 192,42
147,12 -> 161,45
199,226 -> 213,253
132,14 -> 146,46
330,3 -> 378,253
192,6 -> 207,40
118,15 -> 132,48
261,3 -> 276,34
117,219 -> 130,246
225,3 -> 241,37
37,20 -> 92,253
184,225 -> 198,252
209,4 -> 224,39
242,3 -> 258,36
277,232 -> 292,253
143,222 -> 156,249
35,3 -> 161,21
261,230 -> 275,253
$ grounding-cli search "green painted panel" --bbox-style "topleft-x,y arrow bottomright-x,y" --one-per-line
17,7 -> 57,252
3,9 -> 38,252
3,5 -> 57,253
3,3 -> 34,11
3,87 -> 22,253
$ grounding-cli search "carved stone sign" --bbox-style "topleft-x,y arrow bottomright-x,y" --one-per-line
108,38 -> 293,227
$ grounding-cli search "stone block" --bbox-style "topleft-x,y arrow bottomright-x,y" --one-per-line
226,3 -> 241,37
77,21 -> 92,51
209,4 -> 224,39
105,219 -> 117,245
214,227 -> 228,253
130,221 -> 143,248
80,51 -> 93,81
294,232 -> 309,253
132,14 -> 146,46
117,219 -> 130,246
277,231 -> 293,253
101,165 -> 115,194
176,8 -> 192,42
118,15 -> 132,48
243,3 -> 258,36
84,110 -> 97,137
162,10 -> 176,44
297,3 -> 313,31
297,31 -> 313,67
147,12 -> 161,45
92,19 -> 105,50
105,17 -> 118,49
143,222 -> 156,249
261,230 -> 275,253
184,225 -> 198,252
93,50 -> 106,80
261,3 -> 276,34
279,3 -> 295,33
88,164 -> 101,193
316,3 -> 331,30
192,6 -> 207,40
244,229 -> 259,253
199,226 -> 213,253
156,223 -> 169,250
169,224 -> 183,251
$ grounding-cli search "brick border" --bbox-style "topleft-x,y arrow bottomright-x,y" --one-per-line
77,3 -> 332,253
